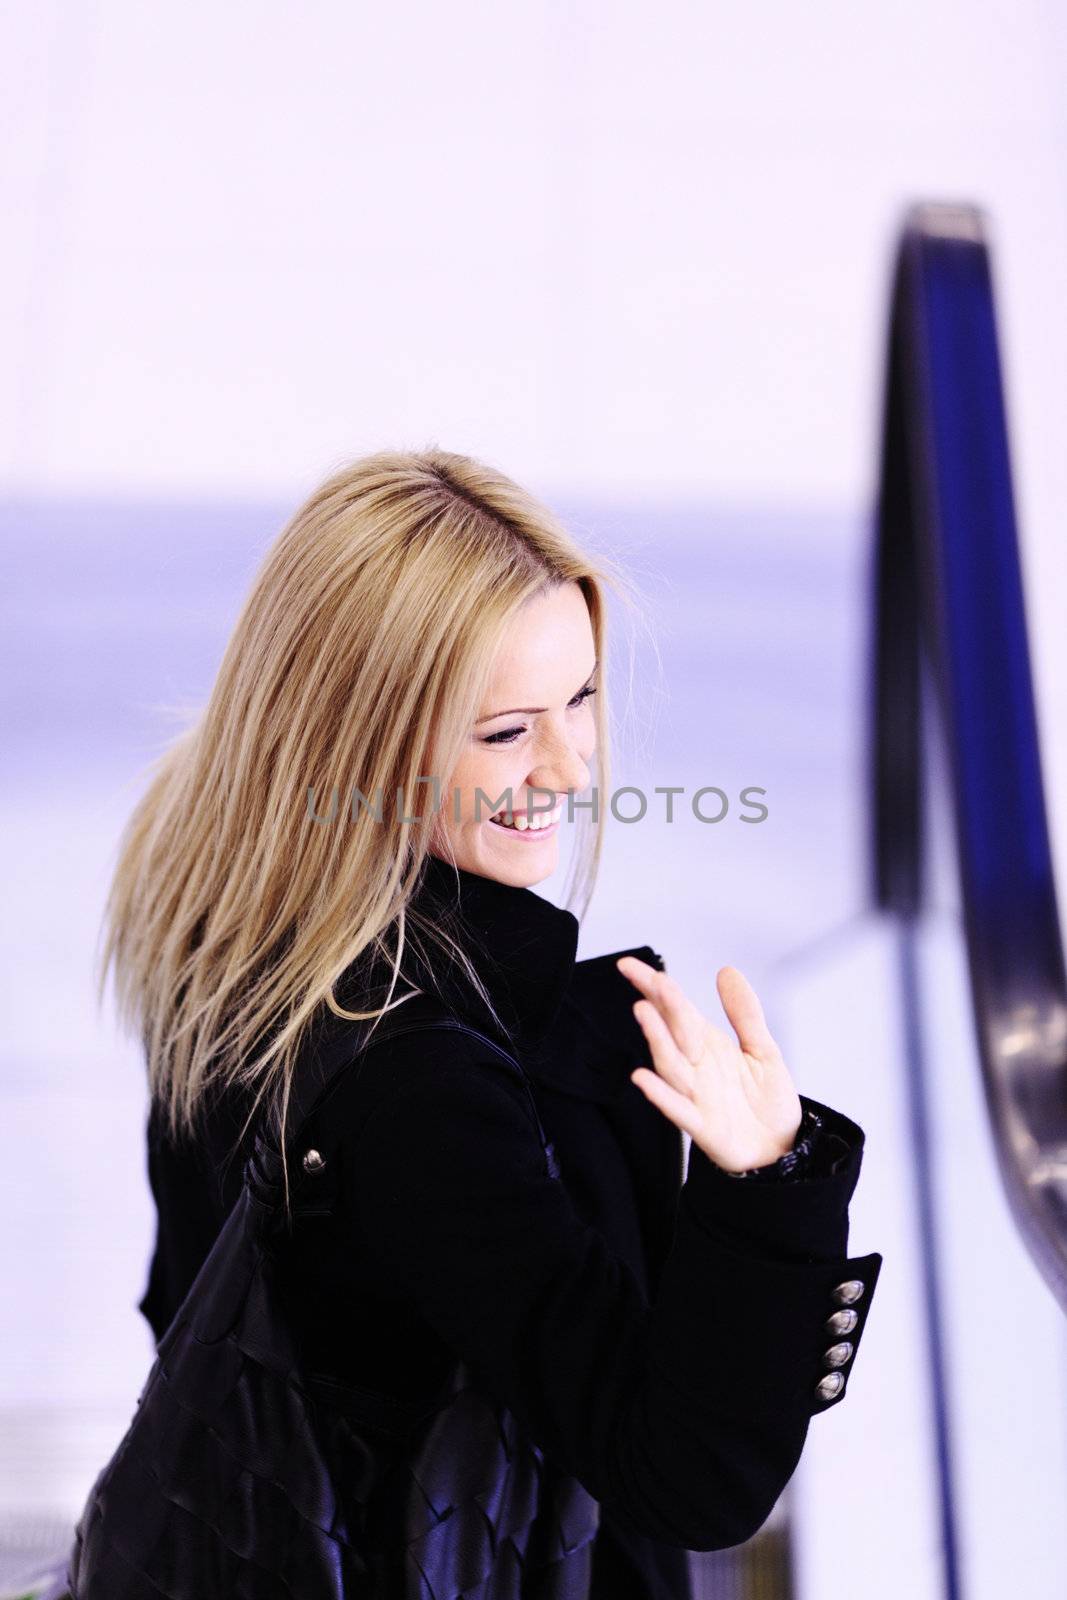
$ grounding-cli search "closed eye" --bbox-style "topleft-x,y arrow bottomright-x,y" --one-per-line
482,684 -> 597,747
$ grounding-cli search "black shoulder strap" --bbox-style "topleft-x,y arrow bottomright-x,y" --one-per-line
259,991 -> 560,1206
349,1009 -> 558,1170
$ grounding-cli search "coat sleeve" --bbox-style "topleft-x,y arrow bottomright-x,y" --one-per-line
345,1043 -> 883,1552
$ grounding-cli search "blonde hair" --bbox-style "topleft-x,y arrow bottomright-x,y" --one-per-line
96,447 -> 637,1214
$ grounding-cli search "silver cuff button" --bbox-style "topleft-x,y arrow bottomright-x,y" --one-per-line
825,1308 -> 858,1335
815,1372 -> 846,1401
831,1278 -> 865,1305
823,1340 -> 854,1369
302,1147 -> 327,1174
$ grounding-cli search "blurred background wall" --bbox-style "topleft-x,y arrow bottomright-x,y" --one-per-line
1,3 -> 1063,509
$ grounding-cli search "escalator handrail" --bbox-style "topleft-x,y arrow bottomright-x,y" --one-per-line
872,201 -> 1067,1311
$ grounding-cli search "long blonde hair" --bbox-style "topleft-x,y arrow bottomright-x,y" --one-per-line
97,447 -> 635,1212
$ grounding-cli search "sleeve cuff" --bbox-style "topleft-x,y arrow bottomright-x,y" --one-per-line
706,1102 -> 853,1183
680,1095 -> 867,1264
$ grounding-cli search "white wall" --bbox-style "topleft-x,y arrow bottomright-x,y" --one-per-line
2,0 -> 1063,507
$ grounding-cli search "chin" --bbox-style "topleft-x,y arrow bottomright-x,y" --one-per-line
476,828 -> 558,886
429,824 -> 559,887
497,860 -> 554,888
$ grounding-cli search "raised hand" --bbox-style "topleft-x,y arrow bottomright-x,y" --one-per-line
616,956 -> 803,1173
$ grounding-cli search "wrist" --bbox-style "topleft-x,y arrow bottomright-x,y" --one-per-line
708,1106 -> 820,1178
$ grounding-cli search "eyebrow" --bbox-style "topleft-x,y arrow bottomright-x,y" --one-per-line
475,660 -> 599,723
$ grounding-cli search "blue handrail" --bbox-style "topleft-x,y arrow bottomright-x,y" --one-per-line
872,202 -> 1067,1312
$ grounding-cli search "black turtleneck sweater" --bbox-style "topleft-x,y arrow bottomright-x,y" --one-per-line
138,853 -> 882,1600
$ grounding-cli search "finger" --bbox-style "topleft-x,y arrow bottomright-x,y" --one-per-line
632,999 -> 696,1098
715,967 -> 780,1062
619,956 -> 738,1068
630,1068 -> 706,1143
617,956 -> 707,1065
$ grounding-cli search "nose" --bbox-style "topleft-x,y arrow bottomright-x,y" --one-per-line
528,734 -> 592,804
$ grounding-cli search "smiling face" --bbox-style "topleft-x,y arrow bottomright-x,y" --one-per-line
428,579 -> 598,887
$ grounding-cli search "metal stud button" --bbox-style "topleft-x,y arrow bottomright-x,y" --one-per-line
831,1278 -> 865,1306
825,1308 -> 858,1336
815,1372 -> 846,1401
302,1147 -> 327,1175
823,1340 -> 855,1369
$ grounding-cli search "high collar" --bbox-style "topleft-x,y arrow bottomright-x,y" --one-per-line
377,853 -> 580,1050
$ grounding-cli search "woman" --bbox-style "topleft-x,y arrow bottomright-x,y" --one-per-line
85,449 -> 882,1599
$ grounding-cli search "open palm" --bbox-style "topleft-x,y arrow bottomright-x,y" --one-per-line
617,956 -> 803,1173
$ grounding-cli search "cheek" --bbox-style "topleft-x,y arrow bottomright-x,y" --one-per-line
445,746 -> 524,820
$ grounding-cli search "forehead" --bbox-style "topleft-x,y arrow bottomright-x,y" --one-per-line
486,582 -> 594,686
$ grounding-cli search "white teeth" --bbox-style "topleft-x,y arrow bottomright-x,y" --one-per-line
491,804 -> 563,832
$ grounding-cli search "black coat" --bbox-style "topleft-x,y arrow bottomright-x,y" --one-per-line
139,854 -> 883,1599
